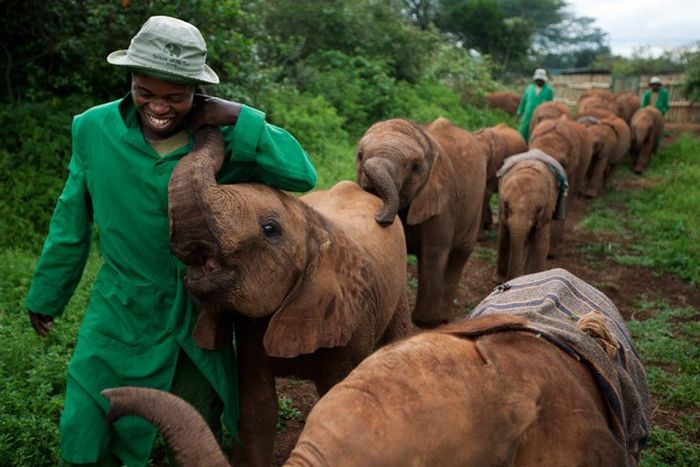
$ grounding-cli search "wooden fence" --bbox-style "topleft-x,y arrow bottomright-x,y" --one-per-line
550,72 -> 700,123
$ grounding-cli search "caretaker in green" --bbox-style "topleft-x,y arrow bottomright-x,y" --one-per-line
25,16 -> 317,466
641,76 -> 670,115
517,68 -> 555,142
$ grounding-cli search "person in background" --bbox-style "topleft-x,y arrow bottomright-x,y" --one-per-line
25,15 -> 317,467
517,68 -> 554,142
641,76 -> 670,115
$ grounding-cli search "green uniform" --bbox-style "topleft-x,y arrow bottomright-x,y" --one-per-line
517,82 -> 554,142
641,87 -> 670,115
25,94 -> 317,466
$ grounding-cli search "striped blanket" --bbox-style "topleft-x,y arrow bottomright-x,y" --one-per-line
469,268 -> 650,464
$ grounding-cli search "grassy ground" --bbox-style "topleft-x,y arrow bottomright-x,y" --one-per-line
0,134 -> 698,465
577,134 -> 700,466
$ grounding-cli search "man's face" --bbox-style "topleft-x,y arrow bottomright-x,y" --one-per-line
651,83 -> 661,92
131,74 -> 196,140
535,79 -> 545,87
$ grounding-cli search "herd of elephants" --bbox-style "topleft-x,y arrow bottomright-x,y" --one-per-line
101,89 -> 660,466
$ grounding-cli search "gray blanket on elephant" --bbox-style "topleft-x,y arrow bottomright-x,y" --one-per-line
468,268 -> 650,463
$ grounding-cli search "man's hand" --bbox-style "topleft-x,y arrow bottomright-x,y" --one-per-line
188,95 -> 242,131
29,310 -> 54,337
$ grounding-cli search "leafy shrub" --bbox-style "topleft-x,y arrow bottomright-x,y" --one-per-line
0,96 -> 96,250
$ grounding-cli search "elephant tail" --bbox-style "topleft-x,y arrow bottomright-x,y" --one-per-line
576,312 -> 619,358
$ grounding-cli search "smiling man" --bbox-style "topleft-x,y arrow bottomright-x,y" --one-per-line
24,15 -> 317,467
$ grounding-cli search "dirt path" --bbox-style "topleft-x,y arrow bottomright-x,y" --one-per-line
271,168 -> 700,465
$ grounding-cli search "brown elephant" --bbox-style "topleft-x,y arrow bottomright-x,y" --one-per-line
577,114 -> 628,198
168,127 -> 411,466
493,150 -> 567,282
356,117 -> 487,327
614,92 -> 641,124
103,269 -> 649,467
485,91 -> 521,114
630,106 -> 665,174
474,123 -> 528,232
529,116 -> 592,255
577,89 -> 621,116
529,100 -> 572,135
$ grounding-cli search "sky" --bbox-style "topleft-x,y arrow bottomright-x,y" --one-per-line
565,0 -> 700,57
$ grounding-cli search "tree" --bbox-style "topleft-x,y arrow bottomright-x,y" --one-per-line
437,0 -> 533,71
535,15 -> 610,71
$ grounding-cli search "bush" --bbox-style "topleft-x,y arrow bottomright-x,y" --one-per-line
0,96 -> 96,250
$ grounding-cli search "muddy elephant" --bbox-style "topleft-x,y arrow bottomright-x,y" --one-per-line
493,149 -> 567,282
529,116 -> 592,255
474,123 -> 528,232
103,269 -> 649,467
168,127 -> 411,466
630,106 -> 665,174
577,113 -> 630,198
485,91 -> 521,114
356,117 -> 487,327
529,100 -> 571,135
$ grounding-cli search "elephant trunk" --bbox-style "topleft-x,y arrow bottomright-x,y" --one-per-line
101,387 -> 230,467
507,228 -> 529,280
168,126 -> 225,264
361,157 -> 400,226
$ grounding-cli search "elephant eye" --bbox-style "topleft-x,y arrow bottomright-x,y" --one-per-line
356,151 -> 363,162
411,162 -> 421,173
261,220 -> 281,238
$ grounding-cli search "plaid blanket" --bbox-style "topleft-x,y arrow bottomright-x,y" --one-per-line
468,268 -> 650,463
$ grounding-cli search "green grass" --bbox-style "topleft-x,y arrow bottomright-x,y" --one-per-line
627,301 -> 700,466
581,134 -> 700,283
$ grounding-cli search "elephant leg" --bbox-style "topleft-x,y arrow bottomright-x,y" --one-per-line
413,241 -> 451,328
480,190 -> 494,238
493,221 -> 510,283
548,218 -> 565,258
439,249 -> 471,321
584,155 -> 607,198
229,320 -> 278,467
634,139 -> 652,173
529,222 -> 550,273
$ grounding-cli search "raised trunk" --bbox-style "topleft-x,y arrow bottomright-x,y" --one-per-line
361,157 -> 400,226
101,387 -> 229,467
507,228 -> 528,280
168,126 -> 225,264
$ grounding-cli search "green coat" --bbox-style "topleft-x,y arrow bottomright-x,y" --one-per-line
517,83 -> 554,142
25,95 -> 317,466
641,87 -> 670,115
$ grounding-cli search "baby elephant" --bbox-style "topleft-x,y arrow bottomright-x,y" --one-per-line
104,269 -> 649,467
168,127 -> 410,466
493,149 -> 568,282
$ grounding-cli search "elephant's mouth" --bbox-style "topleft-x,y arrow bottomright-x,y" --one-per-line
179,242 -> 239,302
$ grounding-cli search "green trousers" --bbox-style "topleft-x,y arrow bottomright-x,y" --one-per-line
60,349 -> 224,467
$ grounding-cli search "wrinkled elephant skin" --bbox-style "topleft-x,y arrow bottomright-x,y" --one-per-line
356,117 -> 487,327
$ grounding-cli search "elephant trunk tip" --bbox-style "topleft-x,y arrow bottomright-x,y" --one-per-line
375,211 -> 395,227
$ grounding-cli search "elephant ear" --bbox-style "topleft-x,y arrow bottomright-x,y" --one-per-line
406,149 -> 447,225
192,311 -> 234,351
263,237 -> 372,358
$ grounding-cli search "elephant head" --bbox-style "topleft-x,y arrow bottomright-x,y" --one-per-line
355,119 -> 442,226
529,101 -> 571,135
496,158 -> 559,281
168,128 -> 375,358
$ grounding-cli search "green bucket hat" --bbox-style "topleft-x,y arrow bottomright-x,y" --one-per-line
107,15 -> 219,85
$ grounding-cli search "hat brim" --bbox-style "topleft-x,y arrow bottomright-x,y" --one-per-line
106,50 -> 220,85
